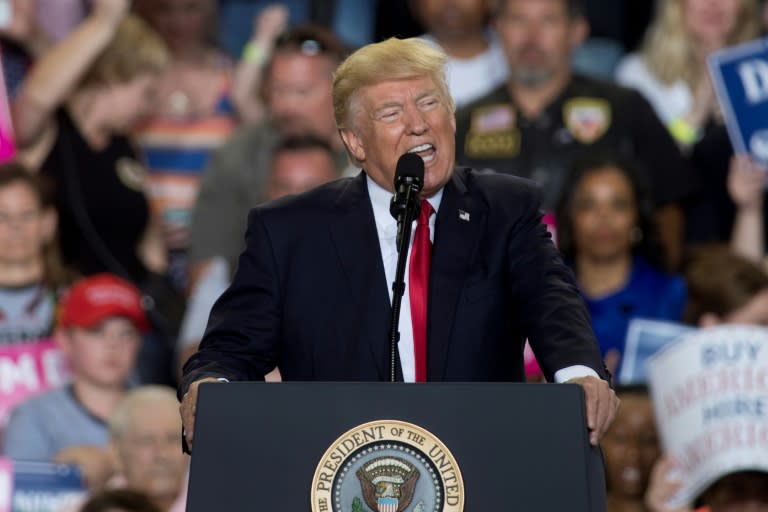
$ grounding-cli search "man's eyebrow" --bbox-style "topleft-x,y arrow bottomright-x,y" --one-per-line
416,89 -> 440,100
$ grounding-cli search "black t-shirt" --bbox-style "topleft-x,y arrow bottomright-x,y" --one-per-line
41,110 -> 150,283
454,74 -> 694,211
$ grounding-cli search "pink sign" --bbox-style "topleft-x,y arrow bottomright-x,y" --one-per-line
0,340 -> 70,433
0,48 -> 16,163
0,457 -> 11,512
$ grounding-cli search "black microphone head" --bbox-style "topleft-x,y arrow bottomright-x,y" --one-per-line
393,152 -> 424,188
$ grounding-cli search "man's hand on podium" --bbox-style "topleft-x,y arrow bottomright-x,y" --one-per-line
180,377 -> 223,450
567,375 -> 620,446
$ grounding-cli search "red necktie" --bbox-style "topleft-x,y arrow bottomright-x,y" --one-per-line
410,199 -> 433,382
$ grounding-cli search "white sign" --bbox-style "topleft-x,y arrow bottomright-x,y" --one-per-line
647,325 -> 768,503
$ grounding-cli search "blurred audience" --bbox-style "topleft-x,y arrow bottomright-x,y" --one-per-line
727,155 -> 768,265
229,4 -> 289,124
11,2 -> 169,285
455,0 -> 693,270
555,154 -> 687,374
603,385 -> 661,512
216,0 -> 376,58
683,244 -> 768,326
617,0 -> 763,246
178,133 -> 339,376
0,164 -> 71,345
616,0 -> 759,146
410,0 -> 509,108
646,458 -> 768,512
132,0 -> 241,291
80,489 -> 162,512
105,386 -> 188,512
2,273 -> 148,490
186,24 -> 349,292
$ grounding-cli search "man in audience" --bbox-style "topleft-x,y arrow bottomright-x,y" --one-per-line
455,0 -> 694,268
107,386 -> 188,512
186,25 -> 351,293
2,274 -> 148,489
410,0 -> 509,108
177,134 -> 340,372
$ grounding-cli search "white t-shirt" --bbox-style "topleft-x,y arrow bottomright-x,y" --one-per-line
615,53 -> 693,125
421,33 -> 510,108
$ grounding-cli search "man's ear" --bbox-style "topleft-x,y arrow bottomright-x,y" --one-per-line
569,15 -> 589,50
339,128 -> 365,164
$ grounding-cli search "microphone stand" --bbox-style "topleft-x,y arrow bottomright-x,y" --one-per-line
388,194 -> 421,382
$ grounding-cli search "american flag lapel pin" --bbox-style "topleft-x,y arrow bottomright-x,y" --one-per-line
458,210 -> 470,222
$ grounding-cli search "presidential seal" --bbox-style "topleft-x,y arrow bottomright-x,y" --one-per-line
311,420 -> 464,512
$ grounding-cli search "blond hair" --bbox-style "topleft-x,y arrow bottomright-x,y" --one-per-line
80,14 -> 169,88
109,385 -> 179,440
333,37 -> 454,130
641,0 -> 760,87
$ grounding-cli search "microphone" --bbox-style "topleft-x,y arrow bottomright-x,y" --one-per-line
386,153 -> 424,382
389,153 -> 425,244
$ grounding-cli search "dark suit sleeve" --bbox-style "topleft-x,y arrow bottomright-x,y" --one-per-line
506,183 -> 607,382
180,208 -> 282,396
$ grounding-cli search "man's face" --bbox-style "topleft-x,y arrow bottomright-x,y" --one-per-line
267,53 -> 338,142
115,400 -> 188,503
267,148 -> 338,200
413,0 -> 490,41
494,0 -> 585,87
341,75 -> 456,198
61,317 -> 142,389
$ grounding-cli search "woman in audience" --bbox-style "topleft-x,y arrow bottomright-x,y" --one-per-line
604,385 -> 661,512
11,0 -> 169,286
555,154 -> 687,374
616,0 -> 759,146
0,163 -> 72,346
616,0 -> 762,244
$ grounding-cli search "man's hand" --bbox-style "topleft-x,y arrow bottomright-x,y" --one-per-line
566,375 -> 620,446
179,377 -> 222,450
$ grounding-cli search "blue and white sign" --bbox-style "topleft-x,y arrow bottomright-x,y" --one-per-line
709,37 -> 768,163
11,461 -> 84,512
620,318 -> 694,385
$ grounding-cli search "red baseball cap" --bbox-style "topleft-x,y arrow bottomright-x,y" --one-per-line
59,273 -> 150,332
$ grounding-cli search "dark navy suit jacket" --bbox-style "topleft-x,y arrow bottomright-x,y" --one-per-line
181,168 -> 606,392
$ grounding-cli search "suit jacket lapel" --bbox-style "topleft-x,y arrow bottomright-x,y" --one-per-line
428,169 -> 486,379
328,173 -> 391,379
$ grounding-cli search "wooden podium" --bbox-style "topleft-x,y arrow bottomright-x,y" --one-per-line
187,382 -> 607,511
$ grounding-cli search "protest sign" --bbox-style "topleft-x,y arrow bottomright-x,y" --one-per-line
648,325 -> 768,503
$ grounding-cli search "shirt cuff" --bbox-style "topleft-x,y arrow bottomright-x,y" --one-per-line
554,365 -> 599,383
216,378 -> 230,383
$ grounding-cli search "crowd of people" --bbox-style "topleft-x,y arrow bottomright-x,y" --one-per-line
0,0 -> 767,511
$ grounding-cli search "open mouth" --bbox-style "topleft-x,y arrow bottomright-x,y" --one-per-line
407,143 -> 436,164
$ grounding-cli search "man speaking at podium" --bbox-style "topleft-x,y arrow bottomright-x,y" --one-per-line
180,37 -> 618,450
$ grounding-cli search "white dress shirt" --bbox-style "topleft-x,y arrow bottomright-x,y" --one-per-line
366,175 -> 598,384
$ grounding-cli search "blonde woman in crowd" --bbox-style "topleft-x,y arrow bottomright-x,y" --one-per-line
616,0 -> 759,148
618,0 -> 763,246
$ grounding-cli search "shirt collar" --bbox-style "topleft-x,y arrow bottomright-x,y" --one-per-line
366,173 -> 443,235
